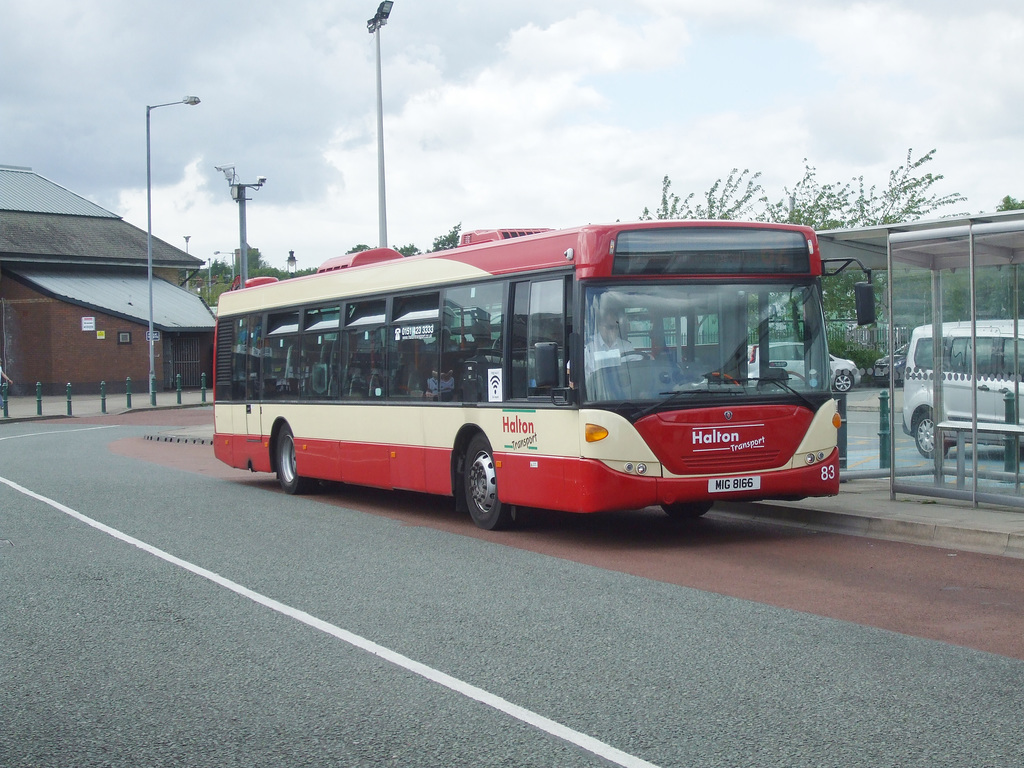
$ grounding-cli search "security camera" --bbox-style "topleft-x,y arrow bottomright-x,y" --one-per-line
257,175 -> 267,185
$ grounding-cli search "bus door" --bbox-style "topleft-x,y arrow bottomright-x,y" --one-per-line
242,314 -> 264,437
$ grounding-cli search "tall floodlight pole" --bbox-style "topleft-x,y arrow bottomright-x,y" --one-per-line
147,95 -> 200,406
367,1 -> 394,248
214,165 -> 266,287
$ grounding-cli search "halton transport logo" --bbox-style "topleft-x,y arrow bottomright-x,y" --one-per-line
503,412 -> 538,451
691,424 -> 767,453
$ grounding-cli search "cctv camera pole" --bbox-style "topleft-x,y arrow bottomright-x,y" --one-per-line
216,167 -> 265,287
237,185 -> 249,285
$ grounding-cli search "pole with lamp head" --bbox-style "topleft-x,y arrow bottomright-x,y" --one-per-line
147,95 -> 200,406
367,1 -> 394,249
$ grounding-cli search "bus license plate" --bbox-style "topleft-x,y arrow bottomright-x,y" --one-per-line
708,475 -> 761,493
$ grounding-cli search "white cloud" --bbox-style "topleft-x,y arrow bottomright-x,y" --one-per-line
7,0 -> 1024,269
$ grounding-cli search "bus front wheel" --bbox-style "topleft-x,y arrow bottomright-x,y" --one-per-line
276,424 -> 313,495
464,435 -> 514,530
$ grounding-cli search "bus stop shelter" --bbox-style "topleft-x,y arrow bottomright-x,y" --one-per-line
818,210 -> 1024,508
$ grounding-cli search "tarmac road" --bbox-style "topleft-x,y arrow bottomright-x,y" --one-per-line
3,405 -> 1024,767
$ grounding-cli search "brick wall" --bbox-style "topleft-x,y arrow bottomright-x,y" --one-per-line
1,279 -> 158,396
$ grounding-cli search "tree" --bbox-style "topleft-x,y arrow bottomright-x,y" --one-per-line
395,244 -> 421,257
762,149 -> 965,230
644,149 -> 966,325
346,244 -> 372,254
430,223 -> 462,252
640,170 -> 763,221
997,195 -> 1024,211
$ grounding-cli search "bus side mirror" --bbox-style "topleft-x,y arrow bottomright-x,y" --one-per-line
855,282 -> 875,326
534,342 -> 559,388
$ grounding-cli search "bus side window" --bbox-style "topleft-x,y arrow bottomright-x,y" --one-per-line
342,299 -> 387,399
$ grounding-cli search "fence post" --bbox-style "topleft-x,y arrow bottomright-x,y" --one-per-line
201,372 -> 207,404
878,390 -> 891,470
176,373 -> 182,405
1004,390 -> 1018,474
126,377 -> 132,410
1,382 -> 7,418
66,383 -> 73,416
36,382 -> 42,416
100,381 -> 107,415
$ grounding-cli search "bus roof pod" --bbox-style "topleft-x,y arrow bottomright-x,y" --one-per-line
318,247 -> 404,273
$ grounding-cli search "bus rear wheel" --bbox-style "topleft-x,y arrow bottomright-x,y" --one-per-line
661,501 -> 712,520
464,434 -> 513,530
276,424 -> 313,495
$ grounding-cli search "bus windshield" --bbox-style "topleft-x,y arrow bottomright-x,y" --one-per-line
582,282 -> 830,404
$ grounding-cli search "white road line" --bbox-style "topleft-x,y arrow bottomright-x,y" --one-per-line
0,474 -> 661,768
0,425 -> 120,442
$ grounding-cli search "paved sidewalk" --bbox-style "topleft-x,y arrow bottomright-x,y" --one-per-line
0,388 -> 210,420
4,388 -> 1024,558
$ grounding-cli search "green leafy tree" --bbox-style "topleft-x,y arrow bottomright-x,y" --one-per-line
640,170 -> 762,221
346,244 -> 372,254
997,195 -> 1024,211
431,223 -> 462,252
396,244 -> 421,257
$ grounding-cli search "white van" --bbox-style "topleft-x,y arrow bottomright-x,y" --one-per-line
902,321 -> 1024,457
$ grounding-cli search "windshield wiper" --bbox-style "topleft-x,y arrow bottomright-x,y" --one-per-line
755,376 -> 817,409
631,376 -> 743,419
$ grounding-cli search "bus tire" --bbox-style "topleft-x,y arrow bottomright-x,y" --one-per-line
276,424 -> 313,495
661,501 -> 712,520
464,434 -> 513,530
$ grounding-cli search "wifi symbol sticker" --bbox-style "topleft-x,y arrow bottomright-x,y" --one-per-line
487,368 -> 503,402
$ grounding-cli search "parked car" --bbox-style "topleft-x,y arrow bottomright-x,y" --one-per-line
873,343 -> 907,387
902,321 -> 1024,458
747,343 -> 860,391
829,354 -> 861,393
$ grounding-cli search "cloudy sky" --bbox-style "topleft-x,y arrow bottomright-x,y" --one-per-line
3,0 -> 1022,271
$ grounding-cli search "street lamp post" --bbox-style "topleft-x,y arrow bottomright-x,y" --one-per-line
287,250 -> 297,275
147,95 -> 200,406
367,1 -> 394,249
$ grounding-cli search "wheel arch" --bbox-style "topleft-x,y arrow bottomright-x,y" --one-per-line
268,417 -> 291,474
451,424 -> 485,513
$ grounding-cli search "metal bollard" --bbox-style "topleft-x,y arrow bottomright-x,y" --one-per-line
150,374 -> 157,407
201,372 -> 207,404
36,381 -> 42,416
1005,390 -> 1018,474
878,390 -> 891,470
2,381 -> 8,418
66,382 -> 73,416
100,381 -> 107,415
126,376 -> 132,409
176,373 -> 182,405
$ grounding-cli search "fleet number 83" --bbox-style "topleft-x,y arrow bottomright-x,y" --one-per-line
821,464 -> 835,481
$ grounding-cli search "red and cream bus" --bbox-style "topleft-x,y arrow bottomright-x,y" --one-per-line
213,221 -> 842,529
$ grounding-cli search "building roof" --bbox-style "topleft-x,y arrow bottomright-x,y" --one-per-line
9,268 -> 215,332
0,166 -> 202,270
0,165 -> 118,217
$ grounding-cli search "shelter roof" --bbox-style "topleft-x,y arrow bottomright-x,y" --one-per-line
818,210 -> 1024,273
9,268 -> 215,332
